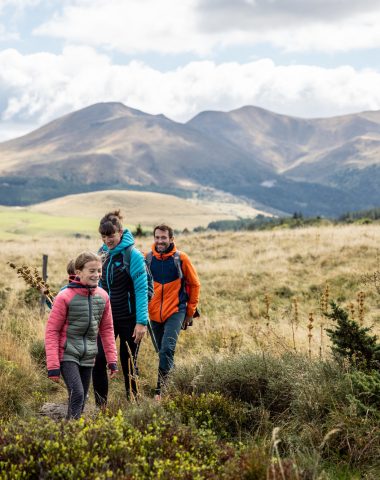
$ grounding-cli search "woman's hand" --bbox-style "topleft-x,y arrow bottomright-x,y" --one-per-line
132,324 -> 147,343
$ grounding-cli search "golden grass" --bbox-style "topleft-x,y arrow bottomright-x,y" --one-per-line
1,223 -> 380,404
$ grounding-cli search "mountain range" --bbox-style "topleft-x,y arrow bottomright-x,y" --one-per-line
0,102 -> 379,216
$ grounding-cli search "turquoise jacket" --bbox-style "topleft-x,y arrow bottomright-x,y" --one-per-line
100,229 -> 148,326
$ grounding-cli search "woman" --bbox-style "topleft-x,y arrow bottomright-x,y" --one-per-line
92,210 -> 148,406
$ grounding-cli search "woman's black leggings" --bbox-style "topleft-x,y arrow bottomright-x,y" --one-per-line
92,321 -> 139,406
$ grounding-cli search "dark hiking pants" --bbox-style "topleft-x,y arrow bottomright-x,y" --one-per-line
150,311 -> 185,394
61,361 -> 92,420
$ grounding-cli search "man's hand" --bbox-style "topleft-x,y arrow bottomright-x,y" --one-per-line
182,315 -> 193,330
49,376 -> 60,383
133,324 -> 147,343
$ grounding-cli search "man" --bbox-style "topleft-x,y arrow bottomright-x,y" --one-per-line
147,224 -> 200,400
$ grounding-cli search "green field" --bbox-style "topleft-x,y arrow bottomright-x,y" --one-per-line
0,209 -> 101,239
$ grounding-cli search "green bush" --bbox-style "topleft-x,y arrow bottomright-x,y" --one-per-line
347,369 -> 380,417
325,301 -> 380,371
0,412 -> 241,479
24,287 -> 41,307
30,339 -> 46,367
0,359 -> 42,418
164,392 -> 253,439
169,353 -> 348,422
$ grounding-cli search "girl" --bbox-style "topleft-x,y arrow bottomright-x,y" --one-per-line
45,251 -> 118,419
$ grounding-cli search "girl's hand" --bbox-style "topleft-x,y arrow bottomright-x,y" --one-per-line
108,363 -> 118,379
49,376 -> 60,383
133,324 -> 147,343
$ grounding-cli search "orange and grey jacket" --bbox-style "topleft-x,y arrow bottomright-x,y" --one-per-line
147,243 -> 200,323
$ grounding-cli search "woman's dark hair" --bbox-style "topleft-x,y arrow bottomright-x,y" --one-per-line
99,210 -> 123,236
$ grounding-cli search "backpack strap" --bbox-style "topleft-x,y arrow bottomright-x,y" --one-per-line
145,251 -> 153,268
122,245 -> 135,274
173,250 -> 183,279
146,249 -> 183,279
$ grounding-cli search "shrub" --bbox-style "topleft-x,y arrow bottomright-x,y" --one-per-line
347,369 -> 380,418
169,353 -> 348,422
325,301 -> 380,371
0,412 -> 241,479
164,392 -> 253,439
0,358 -> 45,419
30,339 -> 46,367
24,287 -> 41,307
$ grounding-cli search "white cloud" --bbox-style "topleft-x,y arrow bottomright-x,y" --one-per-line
1,46 -> 380,141
32,0 -> 380,54
34,0 -> 212,55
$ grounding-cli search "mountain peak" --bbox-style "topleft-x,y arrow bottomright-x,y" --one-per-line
65,102 -> 147,123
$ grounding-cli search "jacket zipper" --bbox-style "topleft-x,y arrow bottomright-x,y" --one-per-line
81,293 -> 92,360
160,254 -> 164,322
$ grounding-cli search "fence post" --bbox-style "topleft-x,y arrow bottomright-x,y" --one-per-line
40,254 -> 48,316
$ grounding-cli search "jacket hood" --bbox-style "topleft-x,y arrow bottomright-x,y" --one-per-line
103,229 -> 135,257
151,242 -> 177,260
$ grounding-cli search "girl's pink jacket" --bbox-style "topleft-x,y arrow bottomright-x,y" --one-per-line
45,284 -> 117,376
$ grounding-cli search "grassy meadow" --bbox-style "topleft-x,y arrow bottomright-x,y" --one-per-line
0,189 -> 265,240
1,223 -> 380,478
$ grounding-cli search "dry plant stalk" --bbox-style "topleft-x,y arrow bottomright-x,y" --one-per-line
372,271 -> 380,295
361,270 -> 380,295
125,341 -> 140,402
8,262 -> 56,305
319,323 -> 324,360
319,285 -> 329,360
349,302 -> 355,320
290,297 -> 299,352
264,292 -> 271,324
268,427 -> 286,480
307,312 -> 314,359
357,291 -> 366,325
320,283 -> 330,314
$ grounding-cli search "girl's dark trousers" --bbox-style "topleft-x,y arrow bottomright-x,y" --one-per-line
61,361 -> 93,420
92,321 -> 139,407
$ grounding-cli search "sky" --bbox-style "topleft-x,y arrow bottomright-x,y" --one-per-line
1,0 -> 380,141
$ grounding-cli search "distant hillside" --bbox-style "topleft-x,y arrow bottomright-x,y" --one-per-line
0,102 -> 379,216
189,106 -> 380,209
26,189 -> 265,231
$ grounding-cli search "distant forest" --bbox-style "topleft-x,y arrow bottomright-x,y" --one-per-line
194,207 -> 380,232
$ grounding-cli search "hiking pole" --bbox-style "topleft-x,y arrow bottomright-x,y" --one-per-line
147,320 -> 159,353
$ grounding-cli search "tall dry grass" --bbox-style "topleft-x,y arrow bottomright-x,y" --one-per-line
1,224 -> 380,409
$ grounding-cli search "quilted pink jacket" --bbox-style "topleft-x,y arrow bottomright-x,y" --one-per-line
45,283 -> 117,377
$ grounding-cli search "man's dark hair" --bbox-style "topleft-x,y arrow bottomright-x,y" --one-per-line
99,210 -> 123,236
153,224 -> 174,238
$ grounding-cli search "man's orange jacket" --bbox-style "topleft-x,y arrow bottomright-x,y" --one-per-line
147,243 -> 200,323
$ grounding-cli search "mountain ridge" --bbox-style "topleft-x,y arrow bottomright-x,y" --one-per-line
0,102 -> 379,216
